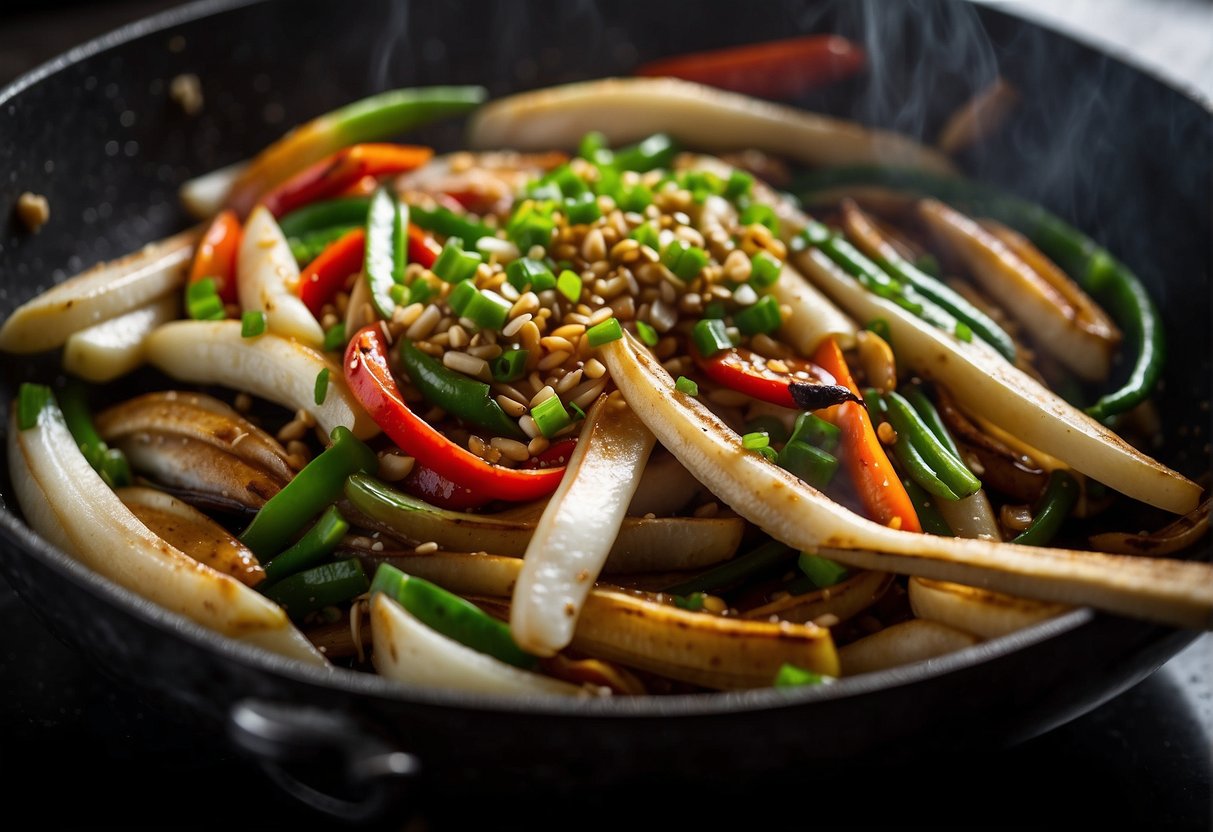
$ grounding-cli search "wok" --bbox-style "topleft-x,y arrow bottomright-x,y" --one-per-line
0,0 -> 1208,820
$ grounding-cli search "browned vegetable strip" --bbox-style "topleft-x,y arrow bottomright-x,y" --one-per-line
742,569 -> 893,624
1089,496 -> 1210,557
908,577 -> 1070,639
839,619 -> 979,675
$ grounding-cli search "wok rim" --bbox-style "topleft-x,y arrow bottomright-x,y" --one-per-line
0,0 -> 1196,721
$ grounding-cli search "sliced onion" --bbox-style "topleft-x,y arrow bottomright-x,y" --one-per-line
62,294 -> 180,382
238,206 -> 325,348
468,77 -> 956,174
144,320 -> 378,439
908,577 -> 1069,639
0,226 -> 197,353
743,570 -> 893,624
936,490 -> 1001,541
511,394 -> 656,656
839,619 -> 979,675
600,332 -> 1213,630
8,404 -> 323,665
369,594 -> 583,696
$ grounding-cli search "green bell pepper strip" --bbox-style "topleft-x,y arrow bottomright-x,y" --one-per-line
797,552 -> 848,588
289,224 -> 360,267
58,382 -> 131,488
866,389 -> 960,501
263,558 -> 369,619
901,478 -> 955,536
16,383 -> 52,431
902,386 -> 964,460
261,505 -> 349,585
664,539 -> 795,596
795,166 -> 1162,421
410,204 -> 496,244
883,390 -> 980,499
279,197 -> 372,239
1012,470 -> 1080,547
240,426 -> 378,558
370,564 -> 539,669
398,341 -> 525,439
364,186 -> 404,320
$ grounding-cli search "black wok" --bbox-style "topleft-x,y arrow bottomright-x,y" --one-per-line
0,0 -> 1208,820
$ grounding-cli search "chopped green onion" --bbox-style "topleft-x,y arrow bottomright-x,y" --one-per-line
432,237 -> 482,283
635,320 -> 659,346
611,132 -> 677,172
629,222 -> 661,252
788,412 -> 841,452
734,294 -> 781,336
241,310 -> 267,338
506,257 -> 557,293
557,269 -> 583,302
757,446 -> 778,462
568,400 -> 587,421
186,277 -> 218,305
564,192 -> 601,225
702,301 -> 727,320
739,202 -> 779,233
797,552 -> 849,588
263,558 -> 369,619
675,376 -> 699,396
955,320 -> 974,342
586,317 -> 623,347
741,431 -> 770,451
17,383 -> 52,431
531,394 -> 572,438
691,318 -> 732,357
447,280 -> 478,316
578,130 -> 611,165
314,368 -> 330,405
461,288 -> 511,331
725,170 -> 754,201
188,294 -> 226,321
774,663 -> 829,688
672,592 -> 707,611
506,200 -> 555,252
749,251 -> 782,288
661,240 -> 708,281
743,416 -> 789,445
618,183 -> 653,212
777,441 -> 838,489
409,278 -> 434,305
492,349 -> 529,383
866,318 -> 892,343
389,283 -> 408,305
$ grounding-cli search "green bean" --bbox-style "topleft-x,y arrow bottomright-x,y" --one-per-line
883,391 -> 981,499
1013,470 -> 1080,546
279,197 -> 371,238
902,386 -> 963,459
664,539 -> 795,596
902,478 -> 955,536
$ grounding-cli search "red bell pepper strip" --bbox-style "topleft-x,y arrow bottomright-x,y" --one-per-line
408,224 -> 441,269
299,228 -> 366,316
338,175 -> 382,199
635,35 -> 866,101
259,143 -> 433,219
188,210 -> 242,305
695,347 -> 832,409
812,337 -> 921,533
401,464 -> 492,511
344,325 -> 566,502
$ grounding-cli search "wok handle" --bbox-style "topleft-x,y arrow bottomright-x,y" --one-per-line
228,699 -> 420,822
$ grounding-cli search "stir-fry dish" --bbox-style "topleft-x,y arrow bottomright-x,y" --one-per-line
4,57 -> 1211,695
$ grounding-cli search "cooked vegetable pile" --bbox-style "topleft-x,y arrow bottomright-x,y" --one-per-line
3,56 -> 1210,696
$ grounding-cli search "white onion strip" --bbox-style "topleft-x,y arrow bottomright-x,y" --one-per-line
8,404 -> 324,665
62,293 -> 180,382
839,619 -> 979,675
370,594 -> 583,696
238,207 -> 325,348
510,394 -> 656,656
601,332 -> 1213,630
908,577 -> 1069,640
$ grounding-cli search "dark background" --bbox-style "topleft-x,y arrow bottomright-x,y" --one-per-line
0,1 -> 1208,829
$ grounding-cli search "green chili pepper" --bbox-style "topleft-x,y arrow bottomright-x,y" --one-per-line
664,539 -> 795,596
364,187 -> 405,319
795,166 -> 1162,420
902,478 -> 955,536
901,386 -> 964,459
264,558 -> 368,619
883,391 -> 980,499
261,505 -> 349,585
279,197 -> 372,239
240,426 -> 378,557
16,383 -> 52,431
398,341 -> 524,439
411,204 -> 496,244
371,564 -> 538,669
1013,470 -> 1080,547
58,382 -> 131,488
288,224 -> 360,267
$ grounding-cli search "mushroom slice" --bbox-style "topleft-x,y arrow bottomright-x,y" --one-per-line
8,402 -> 323,665
117,486 -> 265,586
468,77 -> 955,174
95,391 -> 298,485
144,320 -> 378,439
0,226 -> 198,353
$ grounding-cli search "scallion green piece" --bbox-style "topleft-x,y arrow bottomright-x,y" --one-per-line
241,310 -> 267,338
661,240 -> 708,281
461,288 -> 511,331
777,441 -> 838,489
743,415 -> 788,445
673,592 -> 707,611
16,383 -> 52,431
739,202 -> 779,233
531,394 -> 572,437
675,376 -> 699,396
492,349 -> 529,383
749,251 -> 782,288
506,201 -> 555,252
691,318 -> 732,357
734,295 -> 781,336
629,222 -> 661,251
557,269 -> 582,302
725,170 -> 754,202
314,368 -> 329,405
578,130 -> 611,165
568,400 -> 587,421
432,237 -> 483,283
618,183 -> 654,212
506,258 -> 556,293
564,192 -> 601,225
797,552 -> 849,588
611,132 -> 677,172
635,320 -> 659,346
741,431 -> 770,451
186,278 -> 225,321
788,412 -> 841,452
774,663 -> 829,688
586,317 -> 623,347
